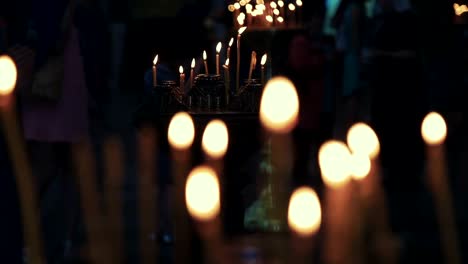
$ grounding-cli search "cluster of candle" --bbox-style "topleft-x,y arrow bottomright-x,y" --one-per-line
228,0 -> 303,29
454,3 -> 468,16
152,26 -> 268,97
0,54 -> 461,263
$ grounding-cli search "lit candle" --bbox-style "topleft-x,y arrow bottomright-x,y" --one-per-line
296,0 -> 302,24
234,2 -> 241,28
266,15 -> 274,26
203,50 -> 209,74
248,51 -> 257,83
0,55 -> 45,264
259,77 -> 299,229
223,58 -> 230,105
168,112 -> 195,264
216,42 -> 222,75
179,66 -> 185,92
260,54 -> 267,86
152,54 -> 158,87
190,58 -> 195,89
347,123 -> 398,264
202,119 -> 229,176
278,0 -> 285,18
421,112 -> 461,264
227,38 -> 234,60
288,3 -> 296,27
185,165 -> 223,264
277,16 -> 284,27
318,140 -> 356,264
237,12 -> 245,27
236,26 -> 247,94
288,187 -> 321,264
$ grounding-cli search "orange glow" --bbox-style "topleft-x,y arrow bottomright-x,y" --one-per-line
259,76 -> 299,134
318,140 -> 352,188
202,119 -> 229,159
0,55 -> 17,96
288,187 -> 321,236
228,4 -> 235,12
349,153 -> 371,181
346,122 -> 380,159
185,166 -> 220,221
421,112 -> 447,145
167,112 -> 195,150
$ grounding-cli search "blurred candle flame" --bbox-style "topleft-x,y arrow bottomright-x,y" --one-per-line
288,3 -> 296,11
288,187 -> 321,236
153,54 -> 158,65
234,2 -> 241,9
349,153 -> 371,181
270,1 -> 277,9
277,16 -> 284,23
185,166 -> 220,221
0,55 -> 17,95
273,9 -> 280,15
266,15 -> 273,23
259,76 -> 299,133
260,54 -> 267,66
421,112 -> 447,145
318,140 -> 352,188
347,122 -> 380,159
454,3 -> 468,16
202,119 -> 229,159
278,0 -> 284,7
238,26 -> 247,35
168,112 -> 195,150
296,0 -> 303,7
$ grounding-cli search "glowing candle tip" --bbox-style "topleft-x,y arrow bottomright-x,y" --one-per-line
168,112 -> 195,150
421,112 -> 447,145
346,122 -> 380,158
202,119 -> 229,159
0,55 -> 17,95
318,140 -> 352,188
185,166 -> 220,221
288,187 -> 321,236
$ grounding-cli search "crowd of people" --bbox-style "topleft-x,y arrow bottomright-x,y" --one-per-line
0,0 -> 466,263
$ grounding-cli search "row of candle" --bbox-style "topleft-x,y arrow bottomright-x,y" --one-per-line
229,0 -> 303,29
152,27 -> 268,95
0,55 -> 461,263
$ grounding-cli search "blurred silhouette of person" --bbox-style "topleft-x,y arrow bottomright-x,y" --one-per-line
332,0 -> 368,137
287,2 -> 326,188
367,0 -> 425,190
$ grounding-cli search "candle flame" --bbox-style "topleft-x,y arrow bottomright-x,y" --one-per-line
266,15 -> 273,23
228,4 -> 235,12
288,3 -> 296,11
246,3 -> 253,11
0,55 -> 17,95
229,38 -> 234,47
259,76 -> 299,133
191,58 -> 195,68
179,66 -> 184,74
216,42 -> 222,53
296,0 -> 303,7
240,0 -> 246,6
237,15 -> 245,26
349,153 -> 371,181
234,2 -> 241,9
270,1 -> 277,9
318,140 -> 352,188
288,187 -> 321,236
238,26 -> 247,35
421,112 -> 447,145
278,0 -> 284,7
153,54 -> 158,65
203,50 -> 207,60
260,54 -> 267,65
347,122 -> 380,159
185,165 -> 220,221
454,3 -> 468,15
277,16 -> 284,23
273,8 -> 280,15
168,112 -> 195,150
202,119 -> 229,159
225,58 -> 230,66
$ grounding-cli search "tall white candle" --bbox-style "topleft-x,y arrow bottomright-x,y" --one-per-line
236,26 -> 247,93
152,54 -> 158,87
203,50 -> 209,74
216,42 -> 222,75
